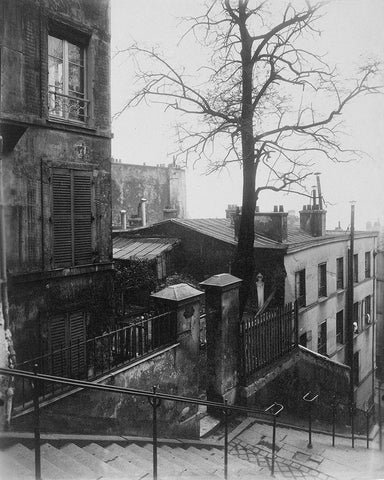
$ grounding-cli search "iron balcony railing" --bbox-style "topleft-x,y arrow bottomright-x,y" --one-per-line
0,367 -> 282,480
15,312 -> 176,408
48,90 -> 89,123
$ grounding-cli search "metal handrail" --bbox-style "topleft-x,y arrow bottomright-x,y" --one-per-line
303,391 -> 318,449
0,367 -> 281,480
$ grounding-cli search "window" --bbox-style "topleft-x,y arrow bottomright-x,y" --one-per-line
364,295 -> 372,324
353,254 -> 358,283
48,35 -> 88,122
365,252 -> 371,278
52,168 -> 94,267
295,269 -> 306,307
353,302 -> 359,333
49,311 -> 86,378
318,321 -> 327,355
299,332 -> 307,348
353,351 -> 359,385
318,263 -> 327,297
336,257 -> 344,289
336,310 -> 344,344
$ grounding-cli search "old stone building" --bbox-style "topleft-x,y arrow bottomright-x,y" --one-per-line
0,0 -> 113,367
112,160 -> 187,228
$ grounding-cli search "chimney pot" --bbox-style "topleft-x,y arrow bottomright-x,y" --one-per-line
120,210 -> 127,230
279,205 -> 284,212
256,206 -> 260,213
273,205 -> 278,212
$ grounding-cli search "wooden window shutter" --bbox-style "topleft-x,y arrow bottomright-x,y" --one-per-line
69,311 -> 86,377
49,314 -> 67,376
52,169 -> 73,267
73,171 -> 92,265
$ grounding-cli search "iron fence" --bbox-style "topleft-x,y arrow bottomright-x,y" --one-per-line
15,311 -> 176,408
240,301 -> 298,378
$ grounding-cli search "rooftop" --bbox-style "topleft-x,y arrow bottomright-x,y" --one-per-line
113,236 -> 180,261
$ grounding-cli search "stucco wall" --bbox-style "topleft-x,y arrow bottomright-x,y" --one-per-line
240,346 -> 350,425
284,234 -> 376,409
12,345 -> 200,439
111,163 -> 186,226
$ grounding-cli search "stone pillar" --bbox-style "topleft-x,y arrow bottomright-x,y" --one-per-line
200,274 -> 242,408
151,283 -> 204,432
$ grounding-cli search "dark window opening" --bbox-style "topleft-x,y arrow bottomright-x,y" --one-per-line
318,263 -> 327,297
336,310 -> 344,344
365,252 -> 371,278
336,257 -> 344,289
295,269 -> 306,307
353,254 -> 358,283
318,321 -> 327,355
299,332 -> 307,348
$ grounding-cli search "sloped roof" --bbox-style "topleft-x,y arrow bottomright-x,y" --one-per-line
286,226 -> 377,253
163,218 -> 285,250
113,237 -> 180,261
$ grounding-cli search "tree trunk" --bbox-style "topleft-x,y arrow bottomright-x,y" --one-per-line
232,6 -> 256,316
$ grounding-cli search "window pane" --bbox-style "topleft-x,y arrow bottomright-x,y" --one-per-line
68,63 -> 84,94
68,42 -> 83,65
48,57 -> 63,89
48,35 -> 63,59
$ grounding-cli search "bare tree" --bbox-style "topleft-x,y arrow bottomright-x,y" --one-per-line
115,0 -> 381,313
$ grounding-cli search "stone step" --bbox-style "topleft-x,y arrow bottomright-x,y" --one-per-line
84,442 -> 146,478
41,443 -> 96,480
159,445 -> 222,478
0,449 -> 35,479
106,443 -> 153,476
60,443 -> 123,479
166,446 -> 223,475
127,442 -> 183,476
6,443 -> 72,479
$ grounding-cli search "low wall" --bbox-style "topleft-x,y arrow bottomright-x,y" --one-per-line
240,346 -> 350,425
12,345 -> 200,439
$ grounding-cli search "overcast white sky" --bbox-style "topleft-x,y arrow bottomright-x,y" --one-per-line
110,0 -> 384,230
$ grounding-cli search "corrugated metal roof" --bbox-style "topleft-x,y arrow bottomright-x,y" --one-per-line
168,218 -> 285,249
113,237 -> 180,261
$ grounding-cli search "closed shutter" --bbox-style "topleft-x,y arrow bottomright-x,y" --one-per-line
50,314 -> 68,376
69,311 -> 86,377
52,170 -> 73,267
74,172 -> 92,265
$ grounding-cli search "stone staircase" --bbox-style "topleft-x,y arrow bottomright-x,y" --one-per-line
0,438 -> 267,479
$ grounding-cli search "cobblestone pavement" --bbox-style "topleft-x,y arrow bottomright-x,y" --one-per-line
229,437 -> 334,480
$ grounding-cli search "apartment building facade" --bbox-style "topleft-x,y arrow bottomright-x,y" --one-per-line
0,0 -> 113,366
284,208 -> 377,410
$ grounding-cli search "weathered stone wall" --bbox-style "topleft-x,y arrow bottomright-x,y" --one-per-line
12,345 -> 200,439
0,0 -> 112,382
240,346 -> 350,424
111,163 -> 186,226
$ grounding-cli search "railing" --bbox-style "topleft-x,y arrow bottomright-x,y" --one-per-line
15,312 -> 176,408
0,367 -> 282,480
240,301 -> 298,378
48,90 -> 89,123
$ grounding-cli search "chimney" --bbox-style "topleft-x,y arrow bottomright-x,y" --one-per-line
139,198 -> 147,227
163,206 -> 178,220
120,210 -> 127,230
254,206 -> 288,242
299,176 -> 326,237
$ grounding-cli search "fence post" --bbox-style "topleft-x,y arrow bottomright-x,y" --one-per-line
265,402 -> 284,477
200,274 -> 242,410
32,364 -> 41,480
303,392 -> 318,449
148,386 -> 161,480
151,283 -> 204,437
332,396 -> 337,447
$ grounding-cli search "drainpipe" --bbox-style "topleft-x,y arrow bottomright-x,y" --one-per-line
347,203 -> 355,411
0,136 -> 9,330
373,242 -> 377,405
